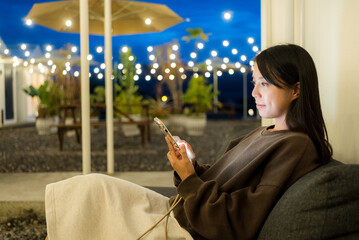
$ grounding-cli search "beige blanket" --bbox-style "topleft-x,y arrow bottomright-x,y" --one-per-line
45,173 -> 193,240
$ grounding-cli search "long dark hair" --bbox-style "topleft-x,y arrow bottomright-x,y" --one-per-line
254,44 -> 332,163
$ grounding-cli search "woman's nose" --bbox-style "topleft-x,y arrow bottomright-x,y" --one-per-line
252,85 -> 259,99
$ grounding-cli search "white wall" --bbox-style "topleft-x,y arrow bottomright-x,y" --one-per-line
261,0 -> 359,163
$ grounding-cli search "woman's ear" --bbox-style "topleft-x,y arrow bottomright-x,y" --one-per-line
291,82 -> 300,100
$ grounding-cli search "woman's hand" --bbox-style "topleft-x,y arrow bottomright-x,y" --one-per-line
166,136 -> 195,181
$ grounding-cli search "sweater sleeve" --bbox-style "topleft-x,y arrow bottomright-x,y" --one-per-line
173,137 -> 244,187
173,160 -> 211,187
175,135 -> 319,240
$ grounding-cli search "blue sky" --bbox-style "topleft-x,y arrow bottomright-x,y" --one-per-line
0,0 -> 261,65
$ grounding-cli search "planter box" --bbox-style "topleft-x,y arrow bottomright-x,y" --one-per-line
184,114 -> 207,136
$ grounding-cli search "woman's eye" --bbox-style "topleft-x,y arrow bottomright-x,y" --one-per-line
261,82 -> 268,87
251,80 -> 256,86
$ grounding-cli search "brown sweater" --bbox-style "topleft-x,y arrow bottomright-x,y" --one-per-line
170,126 -> 323,240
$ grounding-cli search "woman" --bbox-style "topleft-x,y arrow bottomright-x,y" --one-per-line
45,44 -> 332,240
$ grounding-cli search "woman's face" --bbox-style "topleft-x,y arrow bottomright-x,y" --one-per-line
252,63 -> 298,130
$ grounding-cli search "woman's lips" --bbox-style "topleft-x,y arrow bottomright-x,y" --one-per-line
256,104 -> 265,109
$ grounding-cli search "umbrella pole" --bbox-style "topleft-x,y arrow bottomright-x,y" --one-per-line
80,0 -> 91,174
105,0 -> 114,174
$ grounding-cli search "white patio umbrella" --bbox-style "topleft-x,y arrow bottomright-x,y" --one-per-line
26,0 -> 183,174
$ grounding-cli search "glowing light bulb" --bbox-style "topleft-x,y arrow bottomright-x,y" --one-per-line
197,42 -> 204,49
145,18 -> 151,25
65,20 -> 72,27
211,50 -> 218,57
26,19 -> 33,26
172,44 -> 179,51
96,46 -> 103,53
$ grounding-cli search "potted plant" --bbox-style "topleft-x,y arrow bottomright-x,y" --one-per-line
23,80 -> 63,135
113,48 -> 144,136
182,74 -> 218,136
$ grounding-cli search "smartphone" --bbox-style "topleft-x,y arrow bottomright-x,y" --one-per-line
153,117 -> 180,150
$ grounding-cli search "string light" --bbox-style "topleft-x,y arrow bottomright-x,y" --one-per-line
65,20 -> 72,27
223,11 -> 232,21
172,44 -> 179,51
197,42 -> 204,49
46,45 -> 52,52
96,46 -> 103,53
26,19 -> 32,26
211,50 -> 218,57
149,54 -> 155,61
170,53 -> 176,60
145,18 -> 152,25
